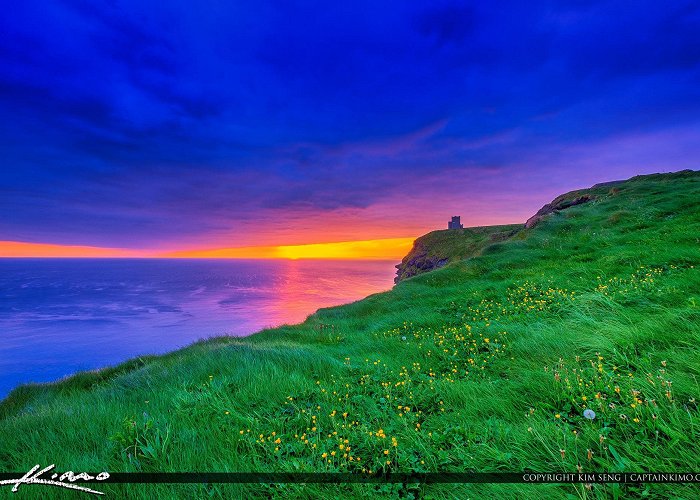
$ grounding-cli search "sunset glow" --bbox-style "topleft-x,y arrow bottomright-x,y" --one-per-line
0,238 -> 417,260
275,238 -> 414,260
162,237 -> 416,260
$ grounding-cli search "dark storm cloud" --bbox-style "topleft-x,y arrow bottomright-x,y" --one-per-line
1,0 -> 699,248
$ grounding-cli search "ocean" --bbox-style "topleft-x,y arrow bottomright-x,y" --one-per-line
0,258 -> 396,399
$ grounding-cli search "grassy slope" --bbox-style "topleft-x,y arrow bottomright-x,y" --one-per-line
394,224 -> 522,283
1,170 -> 699,499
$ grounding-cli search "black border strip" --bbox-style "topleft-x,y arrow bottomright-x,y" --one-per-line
102,472 -> 518,483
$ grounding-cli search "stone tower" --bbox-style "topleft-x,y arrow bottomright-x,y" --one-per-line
448,216 -> 463,229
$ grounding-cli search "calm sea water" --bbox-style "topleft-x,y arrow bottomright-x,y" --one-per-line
0,258 -> 396,399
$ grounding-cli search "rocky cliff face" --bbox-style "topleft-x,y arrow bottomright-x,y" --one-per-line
524,193 -> 595,229
394,237 -> 449,284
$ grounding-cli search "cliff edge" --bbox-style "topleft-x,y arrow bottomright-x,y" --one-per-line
394,224 -> 521,283
394,169 -> 699,284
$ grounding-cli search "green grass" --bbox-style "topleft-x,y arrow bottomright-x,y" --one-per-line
1,169 -> 699,499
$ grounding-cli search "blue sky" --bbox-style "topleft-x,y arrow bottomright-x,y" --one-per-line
1,0 -> 699,251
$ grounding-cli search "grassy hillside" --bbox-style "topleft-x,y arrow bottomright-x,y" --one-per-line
1,170 -> 699,499
394,224 -> 522,283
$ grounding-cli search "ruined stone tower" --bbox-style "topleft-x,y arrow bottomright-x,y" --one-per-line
448,216 -> 463,229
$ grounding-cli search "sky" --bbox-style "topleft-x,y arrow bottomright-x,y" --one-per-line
1,0 -> 699,258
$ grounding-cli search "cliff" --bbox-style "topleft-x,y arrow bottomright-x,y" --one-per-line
394,224 -> 521,283
394,169 -> 699,283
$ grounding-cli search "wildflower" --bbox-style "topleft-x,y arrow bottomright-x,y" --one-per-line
583,409 -> 596,420
555,414 -> 561,419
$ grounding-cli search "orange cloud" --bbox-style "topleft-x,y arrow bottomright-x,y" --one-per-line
0,241 -> 139,258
